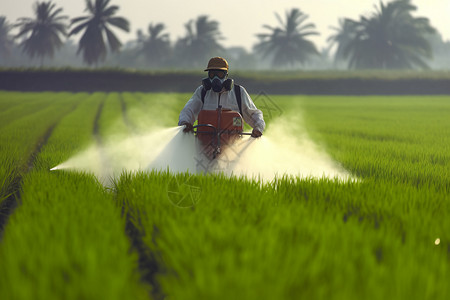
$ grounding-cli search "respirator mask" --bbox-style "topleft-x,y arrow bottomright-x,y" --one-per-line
202,69 -> 234,93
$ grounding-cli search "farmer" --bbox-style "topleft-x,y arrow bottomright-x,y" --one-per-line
178,57 -> 265,138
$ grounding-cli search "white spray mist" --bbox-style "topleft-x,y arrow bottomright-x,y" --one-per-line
52,114 -> 352,184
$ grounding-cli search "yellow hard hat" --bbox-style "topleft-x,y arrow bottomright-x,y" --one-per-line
204,57 -> 229,71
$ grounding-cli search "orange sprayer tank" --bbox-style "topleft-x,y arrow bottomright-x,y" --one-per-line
196,109 -> 243,146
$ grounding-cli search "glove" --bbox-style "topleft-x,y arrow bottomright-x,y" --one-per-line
181,122 -> 193,133
251,129 -> 262,138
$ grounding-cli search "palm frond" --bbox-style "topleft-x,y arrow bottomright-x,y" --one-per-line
69,20 -> 90,36
103,6 -> 119,17
13,1 -> 68,62
71,0 -> 129,65
86,0 -> 95,14
71,16 -> 89,25
329,0 -> 435,69
254,8 -> 319,67
104,25 -> 122,52
107,17 -> 129,32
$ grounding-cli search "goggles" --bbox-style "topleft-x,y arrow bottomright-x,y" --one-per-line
208,69 -> 227,79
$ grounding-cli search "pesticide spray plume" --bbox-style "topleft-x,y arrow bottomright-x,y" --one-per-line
51,115 -> 353,185
50,127 -> 197,184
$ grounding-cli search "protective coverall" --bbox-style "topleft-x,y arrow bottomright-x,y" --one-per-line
178,85 -> 265,133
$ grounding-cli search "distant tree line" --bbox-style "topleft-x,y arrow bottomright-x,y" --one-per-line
1,0 -> 449,70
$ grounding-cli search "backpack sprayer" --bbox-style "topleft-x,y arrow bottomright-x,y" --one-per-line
193,90 -> 252,159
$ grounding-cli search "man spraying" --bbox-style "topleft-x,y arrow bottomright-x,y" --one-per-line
178,57 -> 265,138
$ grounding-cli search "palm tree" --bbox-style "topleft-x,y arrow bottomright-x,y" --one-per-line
254,8 -> 319,68
327,18 -> 358,63
328,0 -> 436,69
14,1 -> 68,65
139,23 -> 171,67
69,0 -> 130,66
174,15 -> 224,68
0,17 -> 14,61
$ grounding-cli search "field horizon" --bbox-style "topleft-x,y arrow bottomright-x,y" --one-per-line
1,68 -> 450,95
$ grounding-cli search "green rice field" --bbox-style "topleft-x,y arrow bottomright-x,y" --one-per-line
0,90 -> 449,299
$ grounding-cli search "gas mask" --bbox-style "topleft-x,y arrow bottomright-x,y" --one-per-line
202,70 -> 234,93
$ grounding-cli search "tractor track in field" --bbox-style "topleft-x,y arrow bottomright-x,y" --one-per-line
0,184 -> 19,238
26,123 -> 58,172
91,95 -> 164,298
119,93 -> 133,130
117,95 -> 165,299
0,102 -> 79,238
124,212 -> 164,300
93,97 -> 105,145
0,124 -> 58,237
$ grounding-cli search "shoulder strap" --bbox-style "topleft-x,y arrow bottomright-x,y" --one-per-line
234,84 -> 243,116
201,88 -> 207,104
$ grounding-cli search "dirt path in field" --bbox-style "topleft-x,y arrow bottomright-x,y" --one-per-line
0,102 -> 80,238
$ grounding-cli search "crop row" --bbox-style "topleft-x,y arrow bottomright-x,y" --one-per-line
0,91 -> 194,299
299,95 -> 450,189
0,92 -> 151,299
0,92 -> 83,206
0,91 -> 449,299
112,95 -> 450,299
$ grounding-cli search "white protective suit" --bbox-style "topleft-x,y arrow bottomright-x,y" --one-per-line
178,85 -> 265,133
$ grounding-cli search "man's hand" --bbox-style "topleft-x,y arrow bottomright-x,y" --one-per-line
181,122 -> 193,133
251,129 -> 262,138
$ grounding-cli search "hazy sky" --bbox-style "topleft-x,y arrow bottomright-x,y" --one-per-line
1,0 -> 449,50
